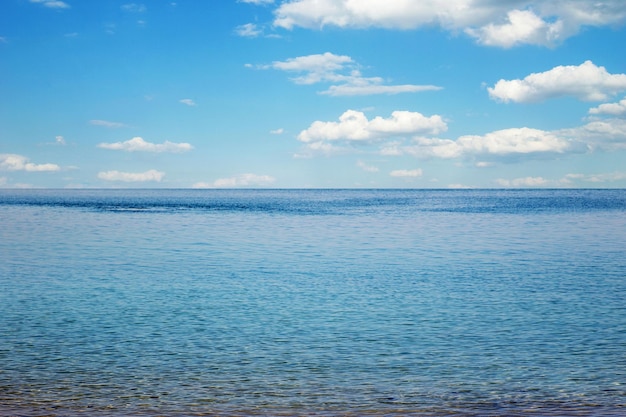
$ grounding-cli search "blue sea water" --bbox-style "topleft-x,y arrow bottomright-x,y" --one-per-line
0,189 -> 625,417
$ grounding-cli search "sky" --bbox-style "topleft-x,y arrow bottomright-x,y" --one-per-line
1,0 -> 626,188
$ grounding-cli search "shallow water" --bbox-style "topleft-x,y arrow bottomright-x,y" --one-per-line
1,189 -> 625,416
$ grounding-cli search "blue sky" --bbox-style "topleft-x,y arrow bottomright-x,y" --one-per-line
1,0 -> 626,188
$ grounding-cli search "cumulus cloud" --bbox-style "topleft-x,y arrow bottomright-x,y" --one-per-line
179,98 -> 197,106
272,0 -> 626,47
297,107 -> 626,161
466,9 -> 564,48
390,169 -> 423,178
98,169 -> 164,182
298,110 -> 447,144
0,154 -> 60,172
193,173 -> 276,188
556,118 -> 626,150
98,137 -> 193,153
90,119 -> 128,128
257,52 -> 441,96
488,61 -> 626,103
406,127 -> 571,159
589,97 -> 626,116
30,0 -> 70,9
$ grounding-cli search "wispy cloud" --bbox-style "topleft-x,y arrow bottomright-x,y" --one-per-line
270,128 -> 284,135
564,172 -> 626,183
255,52 -> 441,96
98,169 -> 164,182
121,3 -> 146,13
489,61 -> 626,103
357,160 -> 379,173
495,171 -> 626,188
193,173 -> 276,188
30,0 -> 70,9
235,23 -> 263,38
89,119 -> 128,128
495,176 -> 550,187
0,154 -> 60,172
239,0 -> 274,4
390,169 -> 423,178
104,23 -> 116,35
55,135 -> 66,145
179,98 -> 197,106
98,137 -> 193,153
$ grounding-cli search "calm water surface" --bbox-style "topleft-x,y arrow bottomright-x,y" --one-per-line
0,189 -> 625,416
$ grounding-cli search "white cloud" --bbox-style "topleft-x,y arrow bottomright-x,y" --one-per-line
495,176 -> 550,187
236,23 -> 262,37
121,3 -> 146,13
89,119 -> 128,128
239,0 -> 273,4
589,97 -> 626,116
258,52 -> 441,96
357,160 -> 379,173
194,173 -> 276,188
98,169 -> 164,182
270,128 -> 284,134
564,172 -> 626,183
272,0 -> 626,47
179,98 -> 197,106
406,127 -> 571,159
0,154 -> 60,172
323,83 -> 441,96
298,110 -> 447,143
488,61 -> 626,103
55,135 -> 66,145
98,137 -> 193,153
556,118 -> 626,150
264,52 -> 354,84
475,161 -> 493,168
466,9 -> 564,48
30,0 -> 70,9
390,169 -> 423,178
447,183 -> 474,189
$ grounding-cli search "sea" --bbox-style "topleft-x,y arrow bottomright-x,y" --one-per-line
0,188 -> 625,417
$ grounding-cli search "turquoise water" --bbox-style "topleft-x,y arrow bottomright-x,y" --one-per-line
1,189 -> 625,416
